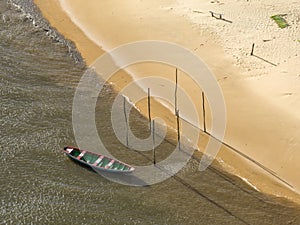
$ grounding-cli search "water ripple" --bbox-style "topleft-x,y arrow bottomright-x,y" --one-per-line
1,1 -> 300,224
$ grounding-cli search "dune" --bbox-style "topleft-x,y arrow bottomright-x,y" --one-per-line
34,0 -> 300,202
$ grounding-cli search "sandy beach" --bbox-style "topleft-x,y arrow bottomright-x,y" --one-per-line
34,0 -> 300,202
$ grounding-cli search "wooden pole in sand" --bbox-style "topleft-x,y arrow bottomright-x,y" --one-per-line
176,110 -> 181,151
250,43 -> 255,56
148,88 -> 151,130
152,120 -> 156,165
123,96 -> 129,147
202,91 -> 207,133
175,68 -> 178,114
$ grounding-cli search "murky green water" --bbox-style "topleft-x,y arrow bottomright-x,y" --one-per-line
1,1 -> 300,224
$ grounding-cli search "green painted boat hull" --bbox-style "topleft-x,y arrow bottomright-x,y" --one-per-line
63,146 -> 135,174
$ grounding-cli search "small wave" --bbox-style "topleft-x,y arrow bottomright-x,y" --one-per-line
6,0 -> 85,66
241,177 -> 260,192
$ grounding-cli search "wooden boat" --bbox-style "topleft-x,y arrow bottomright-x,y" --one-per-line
63,146 -> 135,173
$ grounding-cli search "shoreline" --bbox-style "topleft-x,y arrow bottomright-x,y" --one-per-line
33,0 -> 300,203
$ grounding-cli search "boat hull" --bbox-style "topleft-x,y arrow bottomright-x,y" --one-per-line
63,146 -> 135,174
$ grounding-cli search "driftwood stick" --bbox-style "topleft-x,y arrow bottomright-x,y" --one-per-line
175,68 -> 178,114
148,88 -> 151,130
250,43 -> 255,55
123,96 -> 129,147
152,120 -> 156,165
202,92 -> 207,133
176,110 -> 181,151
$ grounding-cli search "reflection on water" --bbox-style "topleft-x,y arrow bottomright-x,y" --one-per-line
1,1 -> 300,224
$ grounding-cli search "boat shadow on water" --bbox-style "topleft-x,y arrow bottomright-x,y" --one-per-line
65,150 -> 150,187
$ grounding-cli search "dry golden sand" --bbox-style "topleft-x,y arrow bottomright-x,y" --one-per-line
34,0 -> 300,202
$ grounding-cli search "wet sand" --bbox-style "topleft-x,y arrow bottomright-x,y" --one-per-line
34,0 -> 300,202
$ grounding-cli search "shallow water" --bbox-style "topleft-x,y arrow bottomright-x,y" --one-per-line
1,1 -> 300,224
